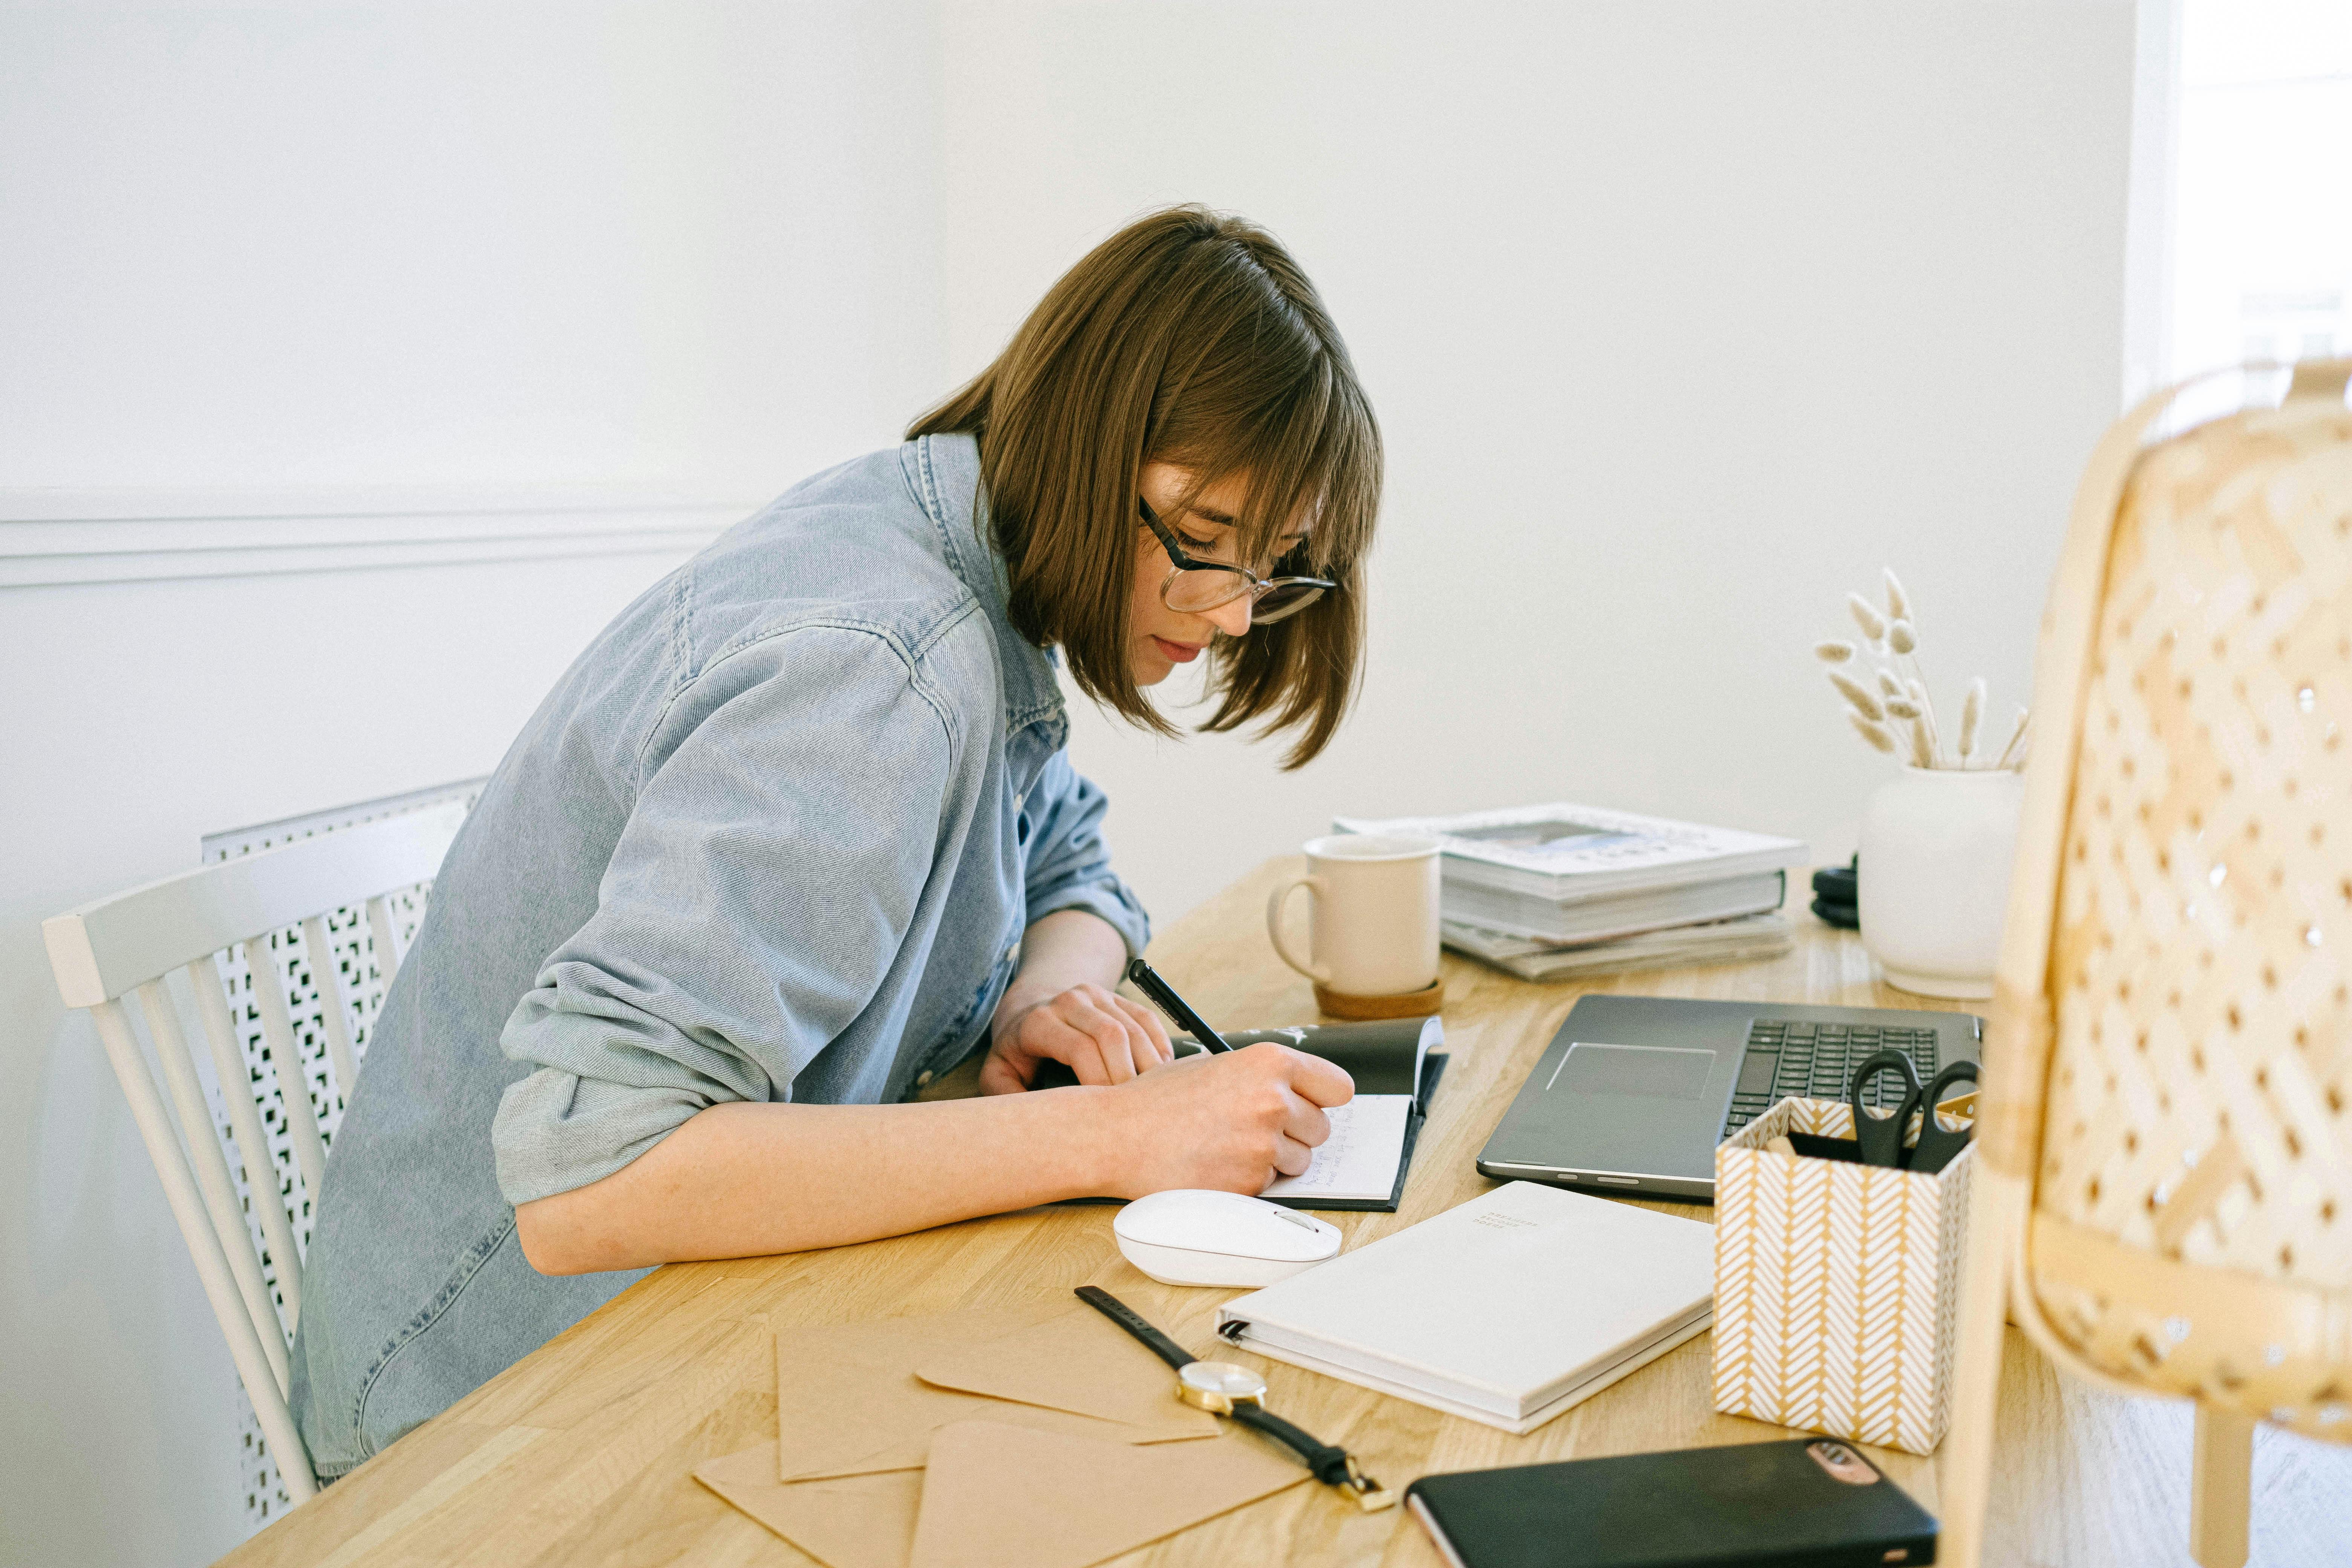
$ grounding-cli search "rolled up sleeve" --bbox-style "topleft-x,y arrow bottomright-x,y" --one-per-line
1018,751 -> 1151,959
491,627 -> 956,1205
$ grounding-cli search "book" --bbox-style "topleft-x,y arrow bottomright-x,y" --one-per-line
1442,869 -> 1787,944
1215,1181 -> 1715,1432
1442,912 -> 1796,982
1334,802 -> 1808,904
1041,1016 -> 1446,1212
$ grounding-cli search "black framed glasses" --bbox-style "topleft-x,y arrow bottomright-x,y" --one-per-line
1138,499 -> 1336,624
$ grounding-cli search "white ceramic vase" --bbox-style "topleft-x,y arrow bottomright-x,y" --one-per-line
1857,766 -> 2025,999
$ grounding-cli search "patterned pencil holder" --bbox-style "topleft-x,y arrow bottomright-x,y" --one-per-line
1711,1095 -> 1975,1456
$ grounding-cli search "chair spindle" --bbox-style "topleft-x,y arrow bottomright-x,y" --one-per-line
242,936 -> 330,1206
87,998 -> 317,1503
365,893 -> 407,989
187,959 -> 305,1327
135,980 -> 289,1392
300,914 -> 361,1105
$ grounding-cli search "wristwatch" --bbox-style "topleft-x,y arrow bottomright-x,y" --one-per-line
1075,1285 -> 1395,1511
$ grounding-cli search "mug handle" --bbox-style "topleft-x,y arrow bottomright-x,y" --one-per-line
1265,876 -> 1331,983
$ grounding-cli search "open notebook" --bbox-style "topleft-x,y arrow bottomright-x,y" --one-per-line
1046,1016 -> 1446,1212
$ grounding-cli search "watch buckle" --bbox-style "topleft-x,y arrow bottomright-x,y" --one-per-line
1343,1455 -> 1397,1513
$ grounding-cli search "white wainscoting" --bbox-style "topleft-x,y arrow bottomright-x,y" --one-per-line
0,490 -> 748,588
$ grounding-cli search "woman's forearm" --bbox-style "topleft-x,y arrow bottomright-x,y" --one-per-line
513,1087 -> 1118,1274
517,911 -> 1139,1274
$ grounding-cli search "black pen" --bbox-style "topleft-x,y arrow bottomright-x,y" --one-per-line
1124,957 -> 1233,1052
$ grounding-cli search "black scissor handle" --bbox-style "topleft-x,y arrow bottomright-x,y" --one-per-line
1849,1049 -> 1924,1169
1907,1060 -> 1980,1174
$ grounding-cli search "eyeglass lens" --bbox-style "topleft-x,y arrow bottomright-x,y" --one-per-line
1163,569 -> 1324,621
1250,582 -> 1323,622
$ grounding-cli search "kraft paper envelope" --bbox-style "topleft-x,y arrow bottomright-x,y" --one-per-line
910,1420 -> 1308,1568
773,1300 -> 1215,1482
696,1420 -> 1306,1568
912,1302 -> 1220,1427
699,1446 -> 918,1568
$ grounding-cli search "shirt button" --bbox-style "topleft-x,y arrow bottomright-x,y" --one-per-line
915,1069 -> 935,1087
1003,943 -> 1020,965
1013,792 -> 1026,812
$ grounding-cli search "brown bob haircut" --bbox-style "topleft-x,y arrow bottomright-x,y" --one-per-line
908,206 -> 1381,769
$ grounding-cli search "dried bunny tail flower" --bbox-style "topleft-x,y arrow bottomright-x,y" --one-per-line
1885,619 -> 1917,655
1958,677 -> 1986,760
1815,640 -> 1857,664
1876,668 -> 1905,698
1850,714 -> 1897,754
1995,706 -> 2030,769
1908,716 -> 1936,768
1906,678 -> 1940,740
1827,670 -> 1885,722
1847,592 -> 1888,642
1883,567 -> 1911,623
1883,697 -> 1922,721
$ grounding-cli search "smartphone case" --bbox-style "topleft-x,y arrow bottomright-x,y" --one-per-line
1404,1439 -> 1936,1568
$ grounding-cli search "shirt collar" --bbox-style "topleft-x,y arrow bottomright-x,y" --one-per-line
909,433 -> 1069,740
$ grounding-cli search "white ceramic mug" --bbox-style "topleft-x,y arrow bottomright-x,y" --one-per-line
1264,835 -> 1442,997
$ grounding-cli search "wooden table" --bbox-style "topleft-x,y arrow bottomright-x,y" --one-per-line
223,859 -> 2352,1568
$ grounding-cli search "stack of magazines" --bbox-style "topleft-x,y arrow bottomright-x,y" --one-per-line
1334,803 -> 1808,982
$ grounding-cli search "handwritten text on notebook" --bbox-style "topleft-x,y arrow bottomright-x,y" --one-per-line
1260,1095 -> 1413,1203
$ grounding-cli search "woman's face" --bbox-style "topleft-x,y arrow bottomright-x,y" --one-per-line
1128,462 -> 1309,686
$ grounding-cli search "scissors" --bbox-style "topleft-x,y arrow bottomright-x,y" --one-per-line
1848,1050 -> 1979,1172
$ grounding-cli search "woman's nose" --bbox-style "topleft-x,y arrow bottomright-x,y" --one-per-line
1203,594 -> 1254,639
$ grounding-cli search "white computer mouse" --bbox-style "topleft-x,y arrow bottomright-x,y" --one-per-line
1112,1189 -> 1344,1287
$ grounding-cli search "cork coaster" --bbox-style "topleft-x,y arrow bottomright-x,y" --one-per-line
1312,977 -> 1445,1021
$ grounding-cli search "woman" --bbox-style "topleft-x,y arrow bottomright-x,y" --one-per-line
291,206 -> 1382,1478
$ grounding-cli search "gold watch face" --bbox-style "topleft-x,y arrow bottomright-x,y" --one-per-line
1178,1360 -> 1268,1410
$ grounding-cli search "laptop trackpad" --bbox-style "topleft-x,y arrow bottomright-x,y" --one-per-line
1547,1041 -> 1715,1100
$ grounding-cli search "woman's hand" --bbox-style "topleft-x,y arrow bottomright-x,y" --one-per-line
1092,1042 -> 1355,1196
980,980 -> 1176,1093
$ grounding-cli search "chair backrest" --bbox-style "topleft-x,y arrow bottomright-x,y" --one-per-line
42,799 -> 466,1500
1987,358 -> 2352,1440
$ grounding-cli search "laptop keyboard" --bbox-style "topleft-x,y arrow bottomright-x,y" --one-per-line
1721,1018 -> 1940,1138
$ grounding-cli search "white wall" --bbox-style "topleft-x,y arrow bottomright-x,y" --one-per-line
938,0 -> 2141,923
0,0 -> 942,491
0,5 -> 943,1565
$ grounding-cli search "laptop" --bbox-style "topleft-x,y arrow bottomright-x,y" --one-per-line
1476,995 -> 1984,1202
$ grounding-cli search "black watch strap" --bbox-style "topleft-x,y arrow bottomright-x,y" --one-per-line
1075,1286 -> 1395,1511
1076,1285 -> 1195,1371
1228,1402 -> 1353,1488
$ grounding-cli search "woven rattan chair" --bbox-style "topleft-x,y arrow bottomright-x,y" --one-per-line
1943,357 -> 2352,1568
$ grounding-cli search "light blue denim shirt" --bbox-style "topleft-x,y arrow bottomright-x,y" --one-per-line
289,433 -> 1149,1477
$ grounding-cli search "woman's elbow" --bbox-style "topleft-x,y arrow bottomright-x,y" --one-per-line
508,1111 -> 716,1275
513,1192 -> 603,1276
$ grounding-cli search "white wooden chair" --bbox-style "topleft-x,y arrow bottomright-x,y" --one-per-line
41,801 -> 466,1500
